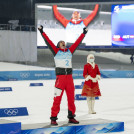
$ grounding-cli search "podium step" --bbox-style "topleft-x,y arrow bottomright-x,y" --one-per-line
0,119 -> 21,134
21,118 -> 124,134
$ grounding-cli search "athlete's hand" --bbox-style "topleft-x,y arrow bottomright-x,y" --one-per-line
38,25 -> 43,33
83,27 -> 88,34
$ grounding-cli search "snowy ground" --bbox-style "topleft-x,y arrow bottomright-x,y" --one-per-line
0,78 -> 134,134
0,62 -> 54,71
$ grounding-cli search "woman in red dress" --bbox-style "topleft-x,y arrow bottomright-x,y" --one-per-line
81,54 -> 101,114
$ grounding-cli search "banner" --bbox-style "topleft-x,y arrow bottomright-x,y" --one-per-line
0,107 -> 28,117
75,94 -> 99,100
0,70 -> 134,81
0,87 -> 12,92
30,83 -> 43,86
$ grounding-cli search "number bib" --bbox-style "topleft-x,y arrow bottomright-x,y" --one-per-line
54,49 -> 72,68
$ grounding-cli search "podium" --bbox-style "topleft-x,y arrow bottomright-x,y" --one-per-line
21,118 -> 124,134
0,118 -> 124,134
0,119 -> 21,134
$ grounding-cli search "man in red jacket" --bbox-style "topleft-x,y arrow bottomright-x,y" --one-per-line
53,5 -> 99,43
38,25 -> 88,125
53,5 -> 99,28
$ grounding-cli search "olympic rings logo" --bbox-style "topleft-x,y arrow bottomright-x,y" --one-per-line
20,72 -> 30,78
126,72 -> 134,78
4,109 -> 18,115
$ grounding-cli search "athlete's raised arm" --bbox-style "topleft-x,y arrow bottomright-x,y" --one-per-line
53,5 -> 70,28
38,25 -> 58,56
83,4 -> 99,27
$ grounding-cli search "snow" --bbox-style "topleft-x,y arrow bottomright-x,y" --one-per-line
75,50 -> 131,64
0,78 -> 134,134
0,62 -> 54,71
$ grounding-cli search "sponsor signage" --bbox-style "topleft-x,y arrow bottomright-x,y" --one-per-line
75,85 -> 83,89
0,87 -> 12,92
0,70 -> 134,81
30,83 -> 43,86
75,82 -> 84,89
0,107 -> 28,117
0,70 -> 55,81
75,94 -> 86,100
75,94 -> 99,100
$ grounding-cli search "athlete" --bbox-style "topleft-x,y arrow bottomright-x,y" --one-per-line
38,25 -> 88,125
53,5 -> 99,43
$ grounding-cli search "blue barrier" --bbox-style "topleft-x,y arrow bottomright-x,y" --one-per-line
0,70 -> 134,81
75,85 -> 83,89
0,71 -> 55,81
73,70 -> 134,78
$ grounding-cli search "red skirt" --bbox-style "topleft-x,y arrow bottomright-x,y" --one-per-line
81,81 -> 101,97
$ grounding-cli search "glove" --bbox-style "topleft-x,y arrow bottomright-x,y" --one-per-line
92,78 -> 97,83
85,75 -> 91,81
38,25 -> 43,33
95,75 -> 101,81
83,27 -> 88,34
54,87 -> 62,97
85,75 -> 97,83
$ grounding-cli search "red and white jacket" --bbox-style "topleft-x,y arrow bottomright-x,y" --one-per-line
53,5 -> 99,43
41,32 -> 86,75
53,4 -> 99,28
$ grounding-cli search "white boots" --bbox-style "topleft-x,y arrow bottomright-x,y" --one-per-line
87,97 -> 96,114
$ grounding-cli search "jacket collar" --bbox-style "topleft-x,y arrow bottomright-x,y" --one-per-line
58,48 -> 68,52
70,19 -> 83,24
87,62 -> 95,69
